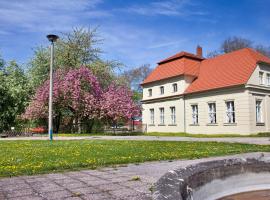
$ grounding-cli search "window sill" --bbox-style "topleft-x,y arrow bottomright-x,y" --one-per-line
148,124 -> 155,126
223,123 -> 237,126
158,124 -> 166,126
207,123 -> 218,126
189,124 -> 200,126
168,124 -> 177,126
256,123 -> 265,126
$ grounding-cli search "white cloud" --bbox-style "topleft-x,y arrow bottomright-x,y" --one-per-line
148,39 -> 187,49
121,0 -> 207,17
99,24 -> 191,69
0,0 -> 110,33
0,0 -> 211,68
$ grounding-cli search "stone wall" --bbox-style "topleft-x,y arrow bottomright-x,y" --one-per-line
153,153 -> 270,200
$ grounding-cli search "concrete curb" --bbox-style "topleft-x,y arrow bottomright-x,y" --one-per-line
153,152 -> 270,200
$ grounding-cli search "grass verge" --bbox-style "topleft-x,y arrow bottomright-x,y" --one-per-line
0,140 -> 270,177
55,132 -> 270,138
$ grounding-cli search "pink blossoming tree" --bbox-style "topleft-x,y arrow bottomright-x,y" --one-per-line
23,66 -> 140,132
100,84 -> 140,126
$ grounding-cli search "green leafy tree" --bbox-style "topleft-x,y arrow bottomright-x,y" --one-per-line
0,69 -> 13,132
0,60 -> 30,132
56,27 -> 102,67
28,27 -> 119,89
5,61 -> 30,115
0,55 -> 5,71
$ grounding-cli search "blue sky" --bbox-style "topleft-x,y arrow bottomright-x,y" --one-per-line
0,0 -> 269,71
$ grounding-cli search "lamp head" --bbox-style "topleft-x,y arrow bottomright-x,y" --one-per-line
46,34 -> 59,42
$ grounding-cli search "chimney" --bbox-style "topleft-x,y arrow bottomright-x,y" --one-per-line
196,45 -> 203,57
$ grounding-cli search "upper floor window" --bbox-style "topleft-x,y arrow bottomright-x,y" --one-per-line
208,103 -> 216,124
159,107 -> 165,124
170,107 -> 176,124
267,74 -> 270,86
172,83 -> 178,93
256,100 -> 263,123
191,105 -> 198,125
259,71 -> 264,85
148,89 -> 152,97
160,86 -> 164,95
150,109 -> 154,124
226,101 -> 235,123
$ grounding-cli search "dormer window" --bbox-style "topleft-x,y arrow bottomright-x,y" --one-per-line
172,83 -> 178,92
259,71 -> 264,85
148,89 -> 152,97
160,86 -> 164,95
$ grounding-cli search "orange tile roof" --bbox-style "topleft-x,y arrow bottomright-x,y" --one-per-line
158,51 -> 204,64
142,48 -> 270,94
185,48 -> 270,94
142,52 -> 202,84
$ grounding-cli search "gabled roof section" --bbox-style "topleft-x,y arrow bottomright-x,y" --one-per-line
158,51 -> 204,64
184,48 -> 270,94
142,51 -> 203,85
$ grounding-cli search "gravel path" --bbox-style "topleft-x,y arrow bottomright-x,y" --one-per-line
1,135 -> 270,145
0,152 -> 266,200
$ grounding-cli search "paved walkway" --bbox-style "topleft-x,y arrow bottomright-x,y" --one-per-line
0,152 -> 266,200
1,135 -> 270,145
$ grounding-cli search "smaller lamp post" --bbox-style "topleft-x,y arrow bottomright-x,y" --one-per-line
46,34 -> 59,141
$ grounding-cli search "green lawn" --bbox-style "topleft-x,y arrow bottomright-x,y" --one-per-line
0,140 -> 270,177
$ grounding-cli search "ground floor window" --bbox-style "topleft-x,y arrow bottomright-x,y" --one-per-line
191,104 -> 198,124
256,100 -> 263,123
170,106 -> 176,124
226,101 -> 235,123
159,107 -> 164,124
150,109 -> 154,124
267,74 -> 270,86
208,103 -> 216,124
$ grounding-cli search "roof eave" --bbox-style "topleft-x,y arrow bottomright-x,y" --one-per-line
141,73 -> 198,86
184,84 -> 245,95
158,55 -> 204,65
257,61 -> 270,66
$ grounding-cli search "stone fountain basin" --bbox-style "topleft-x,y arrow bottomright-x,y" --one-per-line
153,152 -> 270,200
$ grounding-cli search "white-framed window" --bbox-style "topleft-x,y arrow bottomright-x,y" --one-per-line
172,83 -> 178,93
256,100 -> 263,123
267,74 -> 270,86
150,109 -> 154,124
191,105 -> 198,125
160,86 -> 164,95
226,101 -> 235,123
148,89 -> 152,97
170,106 -> 176,124
208,103 -> 216,124
159,107 -> 165,124
259,71 -> 264,85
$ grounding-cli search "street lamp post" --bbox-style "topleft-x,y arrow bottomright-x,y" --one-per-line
46,34 -> 59,141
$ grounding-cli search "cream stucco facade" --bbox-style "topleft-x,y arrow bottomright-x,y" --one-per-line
142,64 -> 270,134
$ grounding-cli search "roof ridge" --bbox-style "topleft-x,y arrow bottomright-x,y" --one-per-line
158,51 -> 204,64
246,47 -> 270,64
205,48 -> 250,61
245,48 -> 260,64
